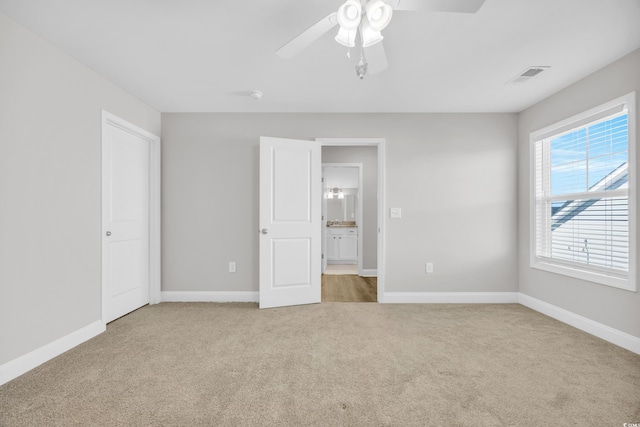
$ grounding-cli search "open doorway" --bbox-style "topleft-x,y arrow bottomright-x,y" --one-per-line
318,139 -> 384,302
322,164 -> 361,274
257,136 -> 384,309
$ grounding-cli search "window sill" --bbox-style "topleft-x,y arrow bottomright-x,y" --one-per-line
531,258 -> 636,292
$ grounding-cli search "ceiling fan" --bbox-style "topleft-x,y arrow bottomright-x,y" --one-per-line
275,0 -> 486,79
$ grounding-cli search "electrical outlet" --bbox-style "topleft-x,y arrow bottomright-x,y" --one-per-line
390,207 -> 402,218
229,261 -> 236,273
425,262 -> 433,274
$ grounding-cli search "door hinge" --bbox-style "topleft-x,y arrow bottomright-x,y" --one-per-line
322,254 -> 324,259
321,177 -> 324,183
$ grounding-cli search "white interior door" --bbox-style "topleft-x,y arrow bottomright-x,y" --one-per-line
259,137 -> 321,309
102,120 -> 150,322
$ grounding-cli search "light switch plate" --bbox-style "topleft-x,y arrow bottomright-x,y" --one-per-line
390,207 -> 402,218
229,261 -> 236,273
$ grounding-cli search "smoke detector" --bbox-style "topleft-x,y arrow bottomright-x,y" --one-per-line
508,66 -> 550,84
249,90 -> 263,101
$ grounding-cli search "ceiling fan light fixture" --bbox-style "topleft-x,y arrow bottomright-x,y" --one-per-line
276,0 -> 487,78
365,0 -> 393,31
335,27 -> 356,47
360,19 -> 383,48
337,0 -> 362,31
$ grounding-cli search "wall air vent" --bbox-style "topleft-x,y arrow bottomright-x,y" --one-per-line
508,66 -> 550,84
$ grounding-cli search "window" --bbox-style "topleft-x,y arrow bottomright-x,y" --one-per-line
530,93 -> 636,291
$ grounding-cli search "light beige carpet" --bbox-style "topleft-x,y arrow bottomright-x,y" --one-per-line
1,303 -> 639,426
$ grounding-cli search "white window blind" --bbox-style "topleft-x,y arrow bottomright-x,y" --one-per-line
531,93 -> 636,290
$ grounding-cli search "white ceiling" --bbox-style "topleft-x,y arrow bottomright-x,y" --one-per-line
1,0 -> 639,113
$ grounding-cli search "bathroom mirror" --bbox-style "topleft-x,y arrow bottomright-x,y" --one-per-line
327,193 -> 356,222
345,194 -> 355,220
323,165 -> 359,224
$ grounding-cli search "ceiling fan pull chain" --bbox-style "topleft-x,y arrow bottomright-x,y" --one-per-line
346,46 -> 351,58
355,47 -> 368,80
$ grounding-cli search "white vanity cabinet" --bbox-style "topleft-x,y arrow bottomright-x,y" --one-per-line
326,227 -> 358,262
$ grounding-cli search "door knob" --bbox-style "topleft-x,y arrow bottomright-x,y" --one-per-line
106,231 -> 111,236
261,228 -> 268,234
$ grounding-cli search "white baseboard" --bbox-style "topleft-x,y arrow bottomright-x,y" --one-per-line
519,293 -> 640,355
360,269 -> 377,277
0,320 -> 105,387
382,292 -> 519,304
161,291 -> 259,303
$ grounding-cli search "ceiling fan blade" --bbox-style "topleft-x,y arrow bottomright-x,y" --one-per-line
275,12 -> 338,59
386,0 -> 485,13
364,42 -> 388,75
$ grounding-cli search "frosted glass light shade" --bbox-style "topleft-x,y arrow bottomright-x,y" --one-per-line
335,27 -> 356,47
365,0 -> 393,31
360,19 -> 383,47
337,0 -> 362,30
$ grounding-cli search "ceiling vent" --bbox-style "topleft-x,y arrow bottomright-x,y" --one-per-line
508,66 -> 550,84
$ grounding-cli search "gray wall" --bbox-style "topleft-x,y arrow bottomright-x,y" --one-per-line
518,48 -> 640,338
161,113 -> 518,294
0,12 -> 161,365
322,146 -> 378,270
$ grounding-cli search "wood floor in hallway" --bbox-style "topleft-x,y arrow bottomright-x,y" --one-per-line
321,274 -> 377,302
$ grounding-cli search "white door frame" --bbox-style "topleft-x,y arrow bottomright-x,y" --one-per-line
322,163 -> 364,275
101,110 -> 161,325
316,138 -> 385,302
